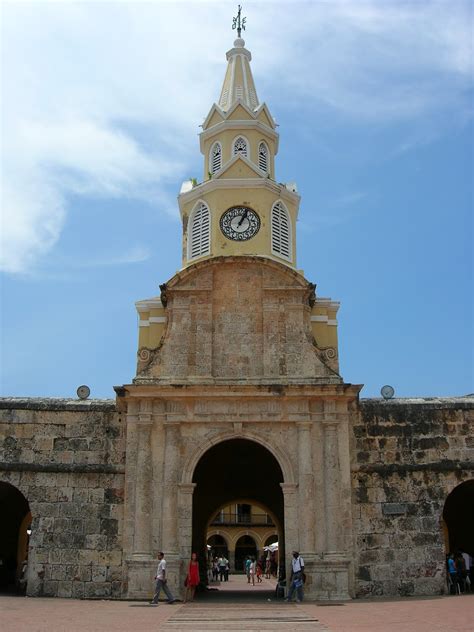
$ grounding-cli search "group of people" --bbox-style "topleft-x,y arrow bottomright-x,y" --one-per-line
209,555 -> 230,582
244,556 -> 262,584
447,550 -> 473,593
149,549 -> 307,604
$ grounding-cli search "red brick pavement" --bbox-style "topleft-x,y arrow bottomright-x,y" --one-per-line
1,583 -> 473,632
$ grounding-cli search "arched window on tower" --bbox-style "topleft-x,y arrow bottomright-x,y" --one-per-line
233,136 -> 248,158
210,142 -> 222,174
188,201 -> 210,260
258,142 -> 269,173
271,201 -> 292,261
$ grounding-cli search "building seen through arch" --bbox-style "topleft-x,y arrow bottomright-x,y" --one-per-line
207,500 -> 277,572
0,11 -> 473,602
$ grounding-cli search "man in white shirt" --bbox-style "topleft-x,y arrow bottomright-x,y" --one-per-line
150,552 -> 175,605
285,550 -> 305,603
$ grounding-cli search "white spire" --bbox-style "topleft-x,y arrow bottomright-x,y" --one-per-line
218,38 -> 260,112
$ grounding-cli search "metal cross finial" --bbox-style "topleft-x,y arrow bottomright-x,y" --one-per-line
232,5 -> 246,38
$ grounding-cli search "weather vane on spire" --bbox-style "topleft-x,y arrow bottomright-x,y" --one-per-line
232,5 -> 246,38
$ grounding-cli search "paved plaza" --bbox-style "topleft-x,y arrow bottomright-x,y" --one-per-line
2,575 -> 474,631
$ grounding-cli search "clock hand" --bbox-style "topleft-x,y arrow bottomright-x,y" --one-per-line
237,209 -> 248,227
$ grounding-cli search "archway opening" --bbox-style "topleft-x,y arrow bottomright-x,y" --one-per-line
207,534 -> 229,559
443,479 -> 474,555
235,534 -> 257,573
0,482 -> 31,594
192,438 -> 285,599
265,534 -> 278,547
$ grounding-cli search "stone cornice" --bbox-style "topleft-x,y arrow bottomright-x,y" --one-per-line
0,397 -> 116,412
360,396 -> 474,409
178,176 -> 300,210
118,382 -> 362,400
199,119 -> 279,151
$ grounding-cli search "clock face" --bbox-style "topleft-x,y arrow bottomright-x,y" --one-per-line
381,385 -> 395,400
77,385 -> 91,400
220,206 -> 260,241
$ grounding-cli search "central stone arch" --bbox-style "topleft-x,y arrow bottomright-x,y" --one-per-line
186,437 -> 288,586
181,430 -> 296,486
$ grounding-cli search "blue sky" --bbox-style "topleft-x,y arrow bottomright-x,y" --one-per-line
1,0 -> 472,399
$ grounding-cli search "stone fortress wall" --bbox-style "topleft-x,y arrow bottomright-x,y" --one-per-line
1,395 -> 472,599
353,397 -> 474,597
0,398 -> 125,599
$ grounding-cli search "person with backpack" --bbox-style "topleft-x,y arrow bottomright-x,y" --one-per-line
285,550 -> 305,603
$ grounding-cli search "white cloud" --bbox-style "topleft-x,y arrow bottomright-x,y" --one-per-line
252,0 -> 472,120
1,1 -> 472,274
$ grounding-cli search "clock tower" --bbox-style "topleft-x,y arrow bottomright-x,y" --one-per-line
178,34 -> 299,269
121,12 -> 361,604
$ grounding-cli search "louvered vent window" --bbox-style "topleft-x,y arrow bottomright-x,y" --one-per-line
249,89 -> 257,107
271,201 -> 291,260
220,89 -> 228,107
210,143 -> 222,174
258,142 -> 268,172
189,202 -> 210,260
233,137 -> 248,157
235,86 -> 243,100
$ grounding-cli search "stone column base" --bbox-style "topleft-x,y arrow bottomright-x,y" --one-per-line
298,553 -> 351,601
126,558 -> 156,599
126,555 -> 184,601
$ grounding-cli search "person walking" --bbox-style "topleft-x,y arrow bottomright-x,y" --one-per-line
249,556 -> 256,586
285,550 -> 305,603
223,555 -> 230,581
183,552 -> 200,603
218,556 -> 226,581
265,556 -> 271,579
245,556 -> 252,583
150,552 -> 175,605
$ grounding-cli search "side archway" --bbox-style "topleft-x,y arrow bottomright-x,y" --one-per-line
442,479 -> 474,554
0,482 -> 31,593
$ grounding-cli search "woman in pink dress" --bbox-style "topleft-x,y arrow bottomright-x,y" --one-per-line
183,552 -> 200,602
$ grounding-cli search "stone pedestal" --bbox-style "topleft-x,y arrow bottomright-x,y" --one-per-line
126,558 -> 156,599
313,554 -> 352,600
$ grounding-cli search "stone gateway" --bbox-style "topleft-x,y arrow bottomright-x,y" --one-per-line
1,27 -> 473,602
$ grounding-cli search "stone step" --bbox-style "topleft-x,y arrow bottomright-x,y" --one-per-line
160,605 -> 323,631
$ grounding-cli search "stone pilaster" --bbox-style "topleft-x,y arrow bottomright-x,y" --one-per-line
281,482 -> 298,588
132,403 -> 153,558
162,421 -> 181,555
297,421 -> 315,553
178,483 -> 196,560
323,403 -> 340,553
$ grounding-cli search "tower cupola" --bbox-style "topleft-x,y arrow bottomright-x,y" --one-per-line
178,12 -> 300,271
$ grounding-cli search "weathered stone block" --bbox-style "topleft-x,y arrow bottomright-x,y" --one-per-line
72,581 -> 85,599
78,550 -> 99,565
79,566 -> 92,582
85,534 -> 107,550
91,566 -> 107,583
42,580 -> 59,597
84,582 -> 111,599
